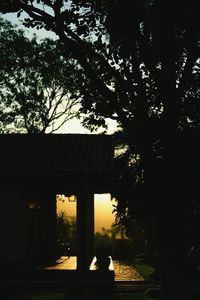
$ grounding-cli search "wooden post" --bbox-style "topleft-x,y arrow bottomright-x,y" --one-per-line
76,184 -> 94,270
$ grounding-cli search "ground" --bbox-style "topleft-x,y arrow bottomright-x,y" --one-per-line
3,289 -> 159,300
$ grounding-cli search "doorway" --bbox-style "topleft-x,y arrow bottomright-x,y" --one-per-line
56,194 -> 77,257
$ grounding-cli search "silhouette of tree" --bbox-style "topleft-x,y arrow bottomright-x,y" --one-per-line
57,212 -> 76,242
0,17 -> 83,133
111,145 -> 157,264
1,1 -> 200,298
56,211 -> 76,255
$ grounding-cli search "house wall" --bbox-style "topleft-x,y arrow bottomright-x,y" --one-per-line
0,178 -> 57,267
32,191 -> 57,264
0,182 -> 27,265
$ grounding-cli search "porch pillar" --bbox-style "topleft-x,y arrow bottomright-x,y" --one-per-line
76,185 -> 94,270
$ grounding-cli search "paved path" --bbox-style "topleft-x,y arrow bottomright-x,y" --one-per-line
113,260 -> 144,281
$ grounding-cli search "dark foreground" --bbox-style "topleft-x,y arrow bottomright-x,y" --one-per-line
0,287 -> 159,300
2,283 -> 200,300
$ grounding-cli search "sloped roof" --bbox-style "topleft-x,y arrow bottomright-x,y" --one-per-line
0,134 -> 114,174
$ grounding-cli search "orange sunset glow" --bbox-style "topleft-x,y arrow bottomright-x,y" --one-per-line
56,193 -> 116,233
94,194 -> 116,233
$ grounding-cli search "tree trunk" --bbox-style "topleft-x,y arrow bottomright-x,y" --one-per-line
147,48 -> 193,297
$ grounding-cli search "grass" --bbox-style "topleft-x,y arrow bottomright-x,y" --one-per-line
111,256 -> 157,282
132,258 -> 156,281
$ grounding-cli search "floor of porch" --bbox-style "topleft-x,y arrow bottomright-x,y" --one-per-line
45,256 -> 144,281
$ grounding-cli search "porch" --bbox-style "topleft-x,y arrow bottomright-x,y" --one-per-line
0,134 -> 114,278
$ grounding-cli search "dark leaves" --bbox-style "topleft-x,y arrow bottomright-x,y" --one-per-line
0,0 -> 21,14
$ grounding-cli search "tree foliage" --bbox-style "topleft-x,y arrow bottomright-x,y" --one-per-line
1,1 -> 199,136
0,17 -> 83,133
57,211 -> 76,243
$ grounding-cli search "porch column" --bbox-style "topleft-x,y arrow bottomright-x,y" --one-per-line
76,185 -> 94,270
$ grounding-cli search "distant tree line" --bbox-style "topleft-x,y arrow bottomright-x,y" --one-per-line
0,17 -> 84,133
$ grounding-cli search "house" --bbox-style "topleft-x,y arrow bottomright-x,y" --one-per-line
0,134 -> 114,275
